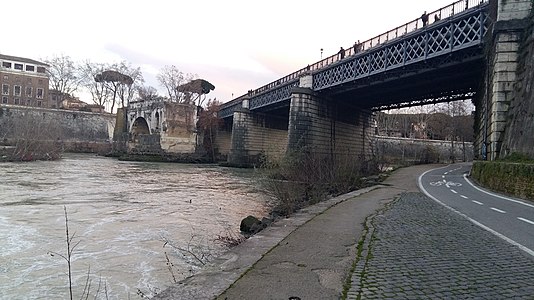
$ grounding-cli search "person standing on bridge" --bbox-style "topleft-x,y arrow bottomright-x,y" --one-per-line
353,40 -> 362,54
421,11 -> 429,27
338,47 -> 345,60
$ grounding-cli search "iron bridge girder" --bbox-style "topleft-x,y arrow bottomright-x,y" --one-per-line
218,2 -> 490,119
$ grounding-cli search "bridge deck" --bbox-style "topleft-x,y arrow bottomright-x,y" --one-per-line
220,0 -> 489,118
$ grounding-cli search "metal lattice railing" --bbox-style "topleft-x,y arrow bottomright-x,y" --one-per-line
313,7 -> 488,90
219,0 -> 489,118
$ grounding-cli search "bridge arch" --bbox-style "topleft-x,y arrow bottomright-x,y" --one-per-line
131,117 -> 150,135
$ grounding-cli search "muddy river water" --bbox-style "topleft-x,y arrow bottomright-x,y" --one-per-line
0,154 -> 271,299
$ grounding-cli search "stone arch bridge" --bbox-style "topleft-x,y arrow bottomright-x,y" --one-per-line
116,100 -> 198,156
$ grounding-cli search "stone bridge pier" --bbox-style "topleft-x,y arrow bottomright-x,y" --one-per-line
227,75 -> 374,166
475,0 -> 533,160
227,98 -> 289,166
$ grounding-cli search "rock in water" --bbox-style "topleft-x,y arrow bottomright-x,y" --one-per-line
240,215 -> 261,233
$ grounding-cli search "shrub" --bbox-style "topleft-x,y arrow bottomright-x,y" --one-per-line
259,150 -> 380,216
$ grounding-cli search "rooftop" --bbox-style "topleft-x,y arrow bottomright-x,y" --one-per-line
0,54 -> 48,66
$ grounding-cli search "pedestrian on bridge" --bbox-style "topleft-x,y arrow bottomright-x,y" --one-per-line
353,40 -> 362,54
421,11 -> 429,27
338,47 -> 345,60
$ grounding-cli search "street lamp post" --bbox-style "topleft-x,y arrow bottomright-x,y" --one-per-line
320,48 -> 323,59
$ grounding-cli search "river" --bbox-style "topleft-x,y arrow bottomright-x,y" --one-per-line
0,153 -> 272,299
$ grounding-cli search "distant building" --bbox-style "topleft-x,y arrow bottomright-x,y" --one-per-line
61,97 -> 87,110
0,54 -> 50,108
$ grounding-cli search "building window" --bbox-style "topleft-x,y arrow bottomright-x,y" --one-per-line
26,87 -> 32,97
2,62 -> 12,68
2,84 -> 8,95
14,63 -> 23,70
37,100 -> 42,107
14,98 -> 20,105
1,96 -> 7,104
27,99 -> 32,106
20,99 -> 26,105
36,88 -> 44,99
25,65 -> 35,72
14,85 -> 21,96
36,66 -> 46,73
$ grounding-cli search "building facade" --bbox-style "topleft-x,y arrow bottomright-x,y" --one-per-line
0,54 -> 50,108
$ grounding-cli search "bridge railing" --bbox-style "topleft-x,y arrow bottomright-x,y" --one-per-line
219,0 -> 488,118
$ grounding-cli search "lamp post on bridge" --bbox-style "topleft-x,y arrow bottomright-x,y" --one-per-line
320,48 -> 323,59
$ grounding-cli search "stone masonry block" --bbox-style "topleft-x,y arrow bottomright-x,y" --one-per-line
493,61 -> 518,73
491,111 -> 509,123
493,71 -> 517,83
299,75 -> 313,89
495,42 -> 520,52
498,1 -> 532,21
497,33 -> 521,43
492,81 -> 514,93
495,52 -> 518,63
490,130 -> 503,142
498,10 -> 531,21
490,121 -> 507,133
492,91 -> 509,103
491,101 -> 510,113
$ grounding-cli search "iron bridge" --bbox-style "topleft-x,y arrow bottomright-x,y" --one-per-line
219,0 -> 490,118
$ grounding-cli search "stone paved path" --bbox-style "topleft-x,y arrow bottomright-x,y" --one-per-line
347,192 -> 534,299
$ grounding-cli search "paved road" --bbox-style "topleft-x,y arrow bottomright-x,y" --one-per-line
418,163 -> 534,256
347,192 -> 534,299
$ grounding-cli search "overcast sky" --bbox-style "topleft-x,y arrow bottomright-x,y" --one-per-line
2,0 -> 456,104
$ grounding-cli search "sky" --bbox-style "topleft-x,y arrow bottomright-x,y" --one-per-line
1,0 -> 457,105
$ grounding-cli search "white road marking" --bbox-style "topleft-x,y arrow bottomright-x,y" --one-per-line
518,217 -> 534,225
472,200 -> 484,205
463,175 -> 534,209
460,195 -> 468,199
442,175 -> 445,178
490,207 -> 506,214
419,169 -> 534,258
451,189 -> 458,194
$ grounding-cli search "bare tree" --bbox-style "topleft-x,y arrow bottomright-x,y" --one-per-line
137,85 -> 161,101
79,61 -> 112,110
157,65 -> 198,103
94,64 -> 141,113
114,61 -> 144,109
197,99 -> 223,161
43,54 -> 83,105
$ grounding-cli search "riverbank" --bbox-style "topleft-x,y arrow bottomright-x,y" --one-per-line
154,164 -> 439,299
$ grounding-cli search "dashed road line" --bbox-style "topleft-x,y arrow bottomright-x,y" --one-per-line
419,168 -> 534,257
518,217 -> 534,225
490,207 -> 506,214
472,200 -> 484,205
463,175 -> 534,209
460,195 -> 468,199
451,189 -> 458,194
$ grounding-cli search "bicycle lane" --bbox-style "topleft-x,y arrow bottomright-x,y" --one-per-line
419,163 -> 534,257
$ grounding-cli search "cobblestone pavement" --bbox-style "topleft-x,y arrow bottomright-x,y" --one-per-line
347,192 -> 534,299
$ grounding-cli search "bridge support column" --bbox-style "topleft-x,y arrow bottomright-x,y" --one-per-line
227,98 -> 288,166
476,0 -> 532,160
287,79 -> 373,160
228,98 -> 253,166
